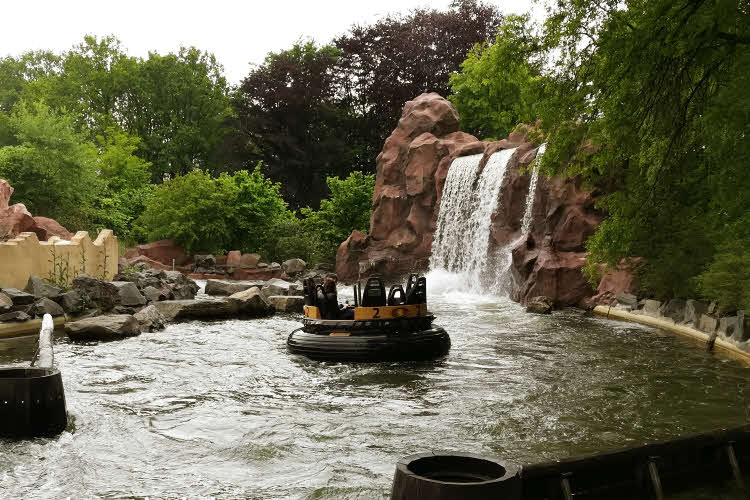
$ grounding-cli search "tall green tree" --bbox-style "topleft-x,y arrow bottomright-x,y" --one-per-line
334,0 -> 502,155
535,0 -> 750,306
0,101 -> 101,229
448,15 -> 543,140
12,36 -> 233,181
235,41 -> 359,208
120,47 -> 233,180
233,1 -> 502,209
0,51 -> 60,113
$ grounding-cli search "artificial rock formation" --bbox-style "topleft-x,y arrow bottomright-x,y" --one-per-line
0,179 -> 73,241
337,93 -> 485,281
336,93 -> 604,307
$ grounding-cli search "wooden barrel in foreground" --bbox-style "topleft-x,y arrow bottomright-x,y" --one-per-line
391,451 -> 521,500
0,367 -> 67,438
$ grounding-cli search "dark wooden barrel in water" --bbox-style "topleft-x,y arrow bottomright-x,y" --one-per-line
391,451 -> 521,500
0,367 -> 67,438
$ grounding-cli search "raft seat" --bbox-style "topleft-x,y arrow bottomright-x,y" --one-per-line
361,277 -> 387,307
388,285 -> 406,306
405,276 -> 427,304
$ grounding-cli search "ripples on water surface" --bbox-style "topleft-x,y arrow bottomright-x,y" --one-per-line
0,274 -> 748,498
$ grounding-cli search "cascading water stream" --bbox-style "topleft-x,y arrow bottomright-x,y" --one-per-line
491,143 -> 548,294
429,144 -> 547,297
430,148 -> 516,293
520,143 -> 545,234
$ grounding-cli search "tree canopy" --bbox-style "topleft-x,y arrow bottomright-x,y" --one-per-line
234,0 -> 502,208
448,14 -> 543,140
532,0 -> 750,309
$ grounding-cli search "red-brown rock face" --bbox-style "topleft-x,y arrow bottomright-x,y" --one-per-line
336,93 -> 485,282
506,174 -> 604,306
0,179 -> 73,241
335,95 -> 604,307
135,239 -> 191,266
33,217 -> 74,240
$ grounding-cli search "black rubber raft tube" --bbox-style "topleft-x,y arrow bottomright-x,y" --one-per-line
390,452 -> 521,500
0,314 -> 67,438
287,327 -> 450,362
0,367 -> 67,438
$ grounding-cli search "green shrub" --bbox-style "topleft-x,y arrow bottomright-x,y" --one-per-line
138,169 -> 237,254
224,166 -> 294,254
0,101 -> 101,229
301,171 -> 374,263
264,218 -> 323,264
138,164 -> 293,255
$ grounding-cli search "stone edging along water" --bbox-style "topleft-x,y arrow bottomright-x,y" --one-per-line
593,305 -> 750,366
0,316 -> 66,340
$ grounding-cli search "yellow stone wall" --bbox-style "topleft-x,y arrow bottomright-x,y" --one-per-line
0,230 -> 118,289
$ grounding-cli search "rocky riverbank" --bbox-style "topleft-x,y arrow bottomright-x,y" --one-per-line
0,268 -> 313,342
122,239 -> 326,283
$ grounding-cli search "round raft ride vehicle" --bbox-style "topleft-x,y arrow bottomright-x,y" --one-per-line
287,275 -> 450,362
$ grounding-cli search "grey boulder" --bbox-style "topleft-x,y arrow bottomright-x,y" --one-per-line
72,274 -> 119,311
111,281 -> 147,306
154,299 -> 241,322
683,299 -> 708,328
66,314 -> 141,341
29,297 -> 65,317
659,298 -> 686,323
59,290 -> 85,314
194,254 -> 216,268
24,276 -> 64,300
282,258 -> 306,275
163,271 -> 199,299
205,279 -> 264,296
699,314 -> 718,333
0,292 -> 11,312
268,295 -> 304,313
260,278 -> 292,299
642,300 -> 662,318
0,311 -> 31,322
525,296 -> 553,315
143,285 -> 171,302
134,305 -> 166,332
228,287 -> 274,316
615,292 -> 638,308
1,288 -> 36,306
719,312 -> 746,342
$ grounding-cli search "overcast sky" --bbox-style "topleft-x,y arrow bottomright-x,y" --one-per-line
1,0 -> 539,84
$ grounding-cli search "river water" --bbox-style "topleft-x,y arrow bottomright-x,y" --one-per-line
1,275 -> 748,499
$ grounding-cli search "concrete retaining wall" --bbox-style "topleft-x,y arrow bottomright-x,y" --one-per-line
0,230 -> 118,289
593,305 -> 750,366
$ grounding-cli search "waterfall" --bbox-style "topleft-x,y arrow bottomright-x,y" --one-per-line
520,143 -> 545,234
491,143 -> 548,294
430,148 -> 516,291
428,144 -> 547,297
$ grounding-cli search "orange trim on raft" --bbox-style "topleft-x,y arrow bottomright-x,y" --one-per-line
353,304 -> 427,320
304,304 -> 429,320
303,305 -> 322,319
